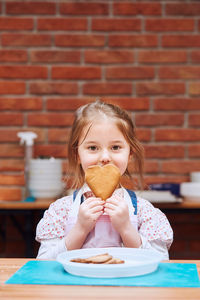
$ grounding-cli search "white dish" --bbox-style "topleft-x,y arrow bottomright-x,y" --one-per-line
190,172 -> 200,182
56,248 -> 163,278
135,190 -> 180,203
180,182 -> 200,198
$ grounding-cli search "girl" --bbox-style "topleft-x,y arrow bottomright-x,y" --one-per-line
36,100 -> 173,259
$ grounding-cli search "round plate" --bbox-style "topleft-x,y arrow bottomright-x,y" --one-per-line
56,248 -> 163,278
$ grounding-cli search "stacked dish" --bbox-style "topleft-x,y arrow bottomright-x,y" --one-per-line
29,158 -> 63,198
180,172 -> 200,200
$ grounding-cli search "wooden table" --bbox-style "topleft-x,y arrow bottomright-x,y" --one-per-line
0,258 -> 200,299
1,197 -> 200,210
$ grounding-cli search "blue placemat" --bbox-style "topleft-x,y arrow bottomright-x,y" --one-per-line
6,261 -> 200,288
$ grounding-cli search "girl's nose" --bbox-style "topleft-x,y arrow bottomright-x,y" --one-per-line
100,149 -> 111,165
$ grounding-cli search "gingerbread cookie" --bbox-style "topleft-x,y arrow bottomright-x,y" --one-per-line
85,164 -> 121,201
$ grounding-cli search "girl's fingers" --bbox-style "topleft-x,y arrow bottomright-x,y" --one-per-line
84,197 -> 104,207
104,202 -> 116,211
106,195 -> 122,205
90,204 -> 104,214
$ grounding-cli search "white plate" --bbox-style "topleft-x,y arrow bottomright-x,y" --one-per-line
56,248 -> 163,278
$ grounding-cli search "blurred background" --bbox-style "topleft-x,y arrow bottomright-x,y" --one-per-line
0,0 -> 200,259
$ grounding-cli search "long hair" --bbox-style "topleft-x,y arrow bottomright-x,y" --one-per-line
67,99 -> 145,189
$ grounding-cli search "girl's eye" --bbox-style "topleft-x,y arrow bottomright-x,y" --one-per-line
88,146 -> 97,151
112,145 -> 121,151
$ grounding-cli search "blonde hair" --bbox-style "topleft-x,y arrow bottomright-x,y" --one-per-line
67,99 -> 145,189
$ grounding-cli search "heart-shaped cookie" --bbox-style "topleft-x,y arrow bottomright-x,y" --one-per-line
85,164 -> 121,200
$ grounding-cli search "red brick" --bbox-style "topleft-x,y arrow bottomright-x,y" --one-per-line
37,18 -> 87,31
155,129 -> 200,142
0,188 -> 22,201
0,17 -> 33,30
34,144 -> 68,158
47,97 -> 149,111
138,50 -> 187,63
0,159 -> 24,172
6,1 -> 56,14
0,145 -> 24,158
136,129 -> 151,142
144,145 -> 184,158
144,161 -> 159,173
27,113 -> 74,127
109,34 -> 157,47
0,97 -> 42,110
146,19 -> 194,31
0,66 -> 47,79
0,129 -> 44,142
188,145 -> 200,158
103,98 -> 150,110
84,50 -> 134,64
30,50 -> 80,63
60,2 -> 108,15
0,50 -> 27,62
166,3 -> 200,16
0,81 -> 25,94
154,98 -> 200,111
83,83 -> 132,95
135,113 -> 184,126
191,51 -> 200,62
136,82 -> 185,95
55,34 -> 105,47
162,35 -> 200,47
113,3 -> 161,16
0,174 -> 24,186
47,98 -> 95,110
52,66 -> 101,80
189,114 -> 200,126
106,67 -> 154,79
162,161 -> 200,174
2,34 -> 51,46
145,175 -> 187,185
0,129 -> 26,142
189,83 -> 200,96
0,114 -> 23,126
29,82 -> 78,95
92,19 -> 141,31
159,66 -> 200,79
48,129 -> 71,142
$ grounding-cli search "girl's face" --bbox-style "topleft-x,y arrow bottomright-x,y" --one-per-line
78,119 -> 131,175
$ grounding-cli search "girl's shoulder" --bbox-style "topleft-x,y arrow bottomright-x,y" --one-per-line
136,196 -> 157,211
48,194 -> 73,211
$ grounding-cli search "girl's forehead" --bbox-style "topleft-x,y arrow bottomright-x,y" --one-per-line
79,118 -> 125,143
83,118 -> 117,132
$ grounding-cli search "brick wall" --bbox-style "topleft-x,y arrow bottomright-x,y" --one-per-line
0,1 -> 200,258
1,0 -> 200,200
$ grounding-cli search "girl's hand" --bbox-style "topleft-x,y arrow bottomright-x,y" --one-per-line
76,197 -> 104,234
104,194 -> 131,234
